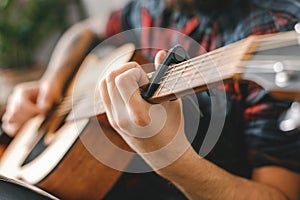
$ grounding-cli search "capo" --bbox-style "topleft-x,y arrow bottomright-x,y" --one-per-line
141,45 -> 190,102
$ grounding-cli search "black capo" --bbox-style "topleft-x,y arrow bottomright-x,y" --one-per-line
141,44 -> 190,102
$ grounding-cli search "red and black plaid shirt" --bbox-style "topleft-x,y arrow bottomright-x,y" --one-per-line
103,0 -> 300,199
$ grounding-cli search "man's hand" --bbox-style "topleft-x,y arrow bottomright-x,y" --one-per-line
99,51 -> 191,170
2,79 -> 61,136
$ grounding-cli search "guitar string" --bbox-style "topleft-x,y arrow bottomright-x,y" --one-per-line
154,34 -> 297,93
156,34 -> 258,95
154,60 -> 300,97
162,35 -> 297,76
155,38 -> 251,94
155,55 -> 300,97
162,43 -> 247,80
159,54 -> 300,86
163,30 -> 297,73
156,50 -> 243,95
154,36 -> 299,97
160,32 -> 298,81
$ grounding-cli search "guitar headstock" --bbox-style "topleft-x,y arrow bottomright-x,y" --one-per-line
240,30 -> 300,101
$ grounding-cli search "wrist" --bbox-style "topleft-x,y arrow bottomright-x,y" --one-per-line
132,129 -> 192,171
156,146 -> 200,177
38,78 -> 63,103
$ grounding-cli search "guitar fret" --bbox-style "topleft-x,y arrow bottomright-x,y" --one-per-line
170,62 -> 189,92
187,71 -> 197,86
155,64 -> 175,97
190,54 -> 212,78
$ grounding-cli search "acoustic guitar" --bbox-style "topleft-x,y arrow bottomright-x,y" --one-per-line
0,30 -> 299,199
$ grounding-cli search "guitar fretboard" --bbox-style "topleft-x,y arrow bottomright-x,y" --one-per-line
149,30 -> 300,103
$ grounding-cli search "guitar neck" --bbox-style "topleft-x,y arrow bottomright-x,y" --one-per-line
147,35 -> 256,103
147,30 -> 300,103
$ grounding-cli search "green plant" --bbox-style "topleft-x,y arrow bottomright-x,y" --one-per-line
0,0 -> 78,68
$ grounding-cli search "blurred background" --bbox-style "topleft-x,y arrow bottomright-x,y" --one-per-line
0,0 -> 129,115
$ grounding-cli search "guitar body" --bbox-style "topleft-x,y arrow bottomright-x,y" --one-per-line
0,44 -> 145,199
37,116 -> 132,199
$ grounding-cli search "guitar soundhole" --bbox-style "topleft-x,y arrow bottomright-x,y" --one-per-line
21,132 -> 48,166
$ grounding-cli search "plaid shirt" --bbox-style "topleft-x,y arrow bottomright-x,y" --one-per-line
103,0 -> 300,199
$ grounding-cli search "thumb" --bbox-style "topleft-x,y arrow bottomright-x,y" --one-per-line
36,85 -> 58,113
36,80 -> 62,113
36,91 -> 53,113
154,50 -> 167,70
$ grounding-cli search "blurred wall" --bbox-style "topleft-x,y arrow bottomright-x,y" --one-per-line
81,0 -> 130,17
35,0 -> 130,66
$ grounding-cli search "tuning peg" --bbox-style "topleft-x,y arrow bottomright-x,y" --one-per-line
295,22 -> 300,34
273,61 -> 284,73
295,22 -> 300,45
273,62 -> 290,87
280,101 -> 300,133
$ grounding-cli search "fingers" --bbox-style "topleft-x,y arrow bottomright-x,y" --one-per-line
106,64 -> 136,110
115,67 -> 151,126
1,122 -> 20,137
37,80 -> 62,113
99,79 -> 114,127
37,91 -> 53,113
100,50 -> 168,131
1,80 -> 58,136
2,82 -> 42,136
101,61 -> 168,139
154,50 -> 167,70
100,62 -> 146,129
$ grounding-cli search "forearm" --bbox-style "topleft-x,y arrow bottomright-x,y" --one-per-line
157,147 -> 288,200
41,15 -> 109,89
41,27 -> 99,89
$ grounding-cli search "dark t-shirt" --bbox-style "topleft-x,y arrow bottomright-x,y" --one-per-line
103,0 -> 300,199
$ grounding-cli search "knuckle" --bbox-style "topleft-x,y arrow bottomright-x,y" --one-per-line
111,114 -> 129,130
17,102 -> 27,111
115,73 -> 126,86
127,61 -> 138,66
133,117 -> 149,127
117,119 -> 129,130
99,79 -> 106,88
106,70 -> 118,83
13,84 -> 24,94
6,95 -> 15,106
1,113 -> 9,122
99,81 -> 107,98
3,123 -> 19,136
14,82 -> 31,91
132,110 -> 150,126
5,115 -> 15,123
